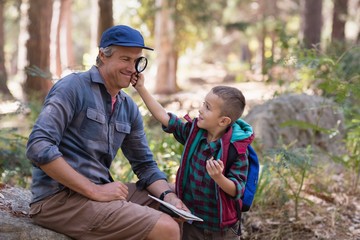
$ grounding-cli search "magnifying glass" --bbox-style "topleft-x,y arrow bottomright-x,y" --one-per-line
135,57 -> 148,74
132,57 -> 148,87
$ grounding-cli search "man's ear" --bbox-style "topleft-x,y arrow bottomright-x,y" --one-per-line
98,50 -> 106,62
219,116 -> 232,126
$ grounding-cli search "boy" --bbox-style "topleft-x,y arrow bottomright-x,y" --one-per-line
132,75 -> 254,240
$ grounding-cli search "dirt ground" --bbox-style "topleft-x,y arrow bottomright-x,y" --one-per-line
242,178 -> 360,240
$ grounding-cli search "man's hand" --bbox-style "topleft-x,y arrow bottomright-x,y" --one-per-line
163,192 -> 190,213
90,181 -> 129,202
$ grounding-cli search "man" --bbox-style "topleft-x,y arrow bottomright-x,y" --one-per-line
26,25 -> 185,240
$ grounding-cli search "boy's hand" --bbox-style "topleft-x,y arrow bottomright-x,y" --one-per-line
206,157 -> 237,197
206,157 -> 224,180
131,72 -> 145,88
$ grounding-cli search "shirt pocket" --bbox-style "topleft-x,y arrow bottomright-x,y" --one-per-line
80,108 -> 107,140
113,122 -> 131,148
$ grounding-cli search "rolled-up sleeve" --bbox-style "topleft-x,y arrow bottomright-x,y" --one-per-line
162,113 -> 191,145
26,80 -> 75,166
228,153 -> 248,200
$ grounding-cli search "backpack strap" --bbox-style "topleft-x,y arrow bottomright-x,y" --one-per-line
241,145 -> 259,211
225,143 -> 238,170
226,143 -> 242,236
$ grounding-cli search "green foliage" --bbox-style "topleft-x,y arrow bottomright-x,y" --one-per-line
110,121 -> 183,183
225,22 -> 250,32
255,146 -> 315,219
283,45 -> 360,112
110,150 -> 137,183
280,119 -> 336,135
140,106 -> 183,182
137,0 -> 228,54
111,101 -> 183,183
316,47 -> 359,188
0,128 -> 31,188
332,115 -> 360,192
254,161 -> 289,209
0,99 -> 43,188
345,116 -> 360,191
314,47 -> 360,114
274,45 -> 360,188
25,65 -> 52,80
26,98 -> 44,127
148,126 -> 183,183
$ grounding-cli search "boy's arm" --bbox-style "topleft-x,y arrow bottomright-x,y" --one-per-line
132,73 -> 170,127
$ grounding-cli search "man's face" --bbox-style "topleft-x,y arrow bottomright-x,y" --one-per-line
99,46 -> 143,92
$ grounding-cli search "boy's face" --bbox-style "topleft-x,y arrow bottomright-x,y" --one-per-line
197,91 -> 226,131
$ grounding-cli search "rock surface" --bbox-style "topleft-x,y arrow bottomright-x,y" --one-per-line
244,93 -> 345,156
0,184 -> 71,240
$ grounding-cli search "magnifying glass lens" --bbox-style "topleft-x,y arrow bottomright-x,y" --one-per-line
135,57 -> 148,73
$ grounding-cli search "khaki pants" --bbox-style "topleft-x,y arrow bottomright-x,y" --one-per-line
30,183 -> 162,240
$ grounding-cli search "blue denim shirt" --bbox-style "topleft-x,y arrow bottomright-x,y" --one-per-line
26,66 -> 166,203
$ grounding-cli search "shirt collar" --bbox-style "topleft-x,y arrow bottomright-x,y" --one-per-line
89,65 -> 126,101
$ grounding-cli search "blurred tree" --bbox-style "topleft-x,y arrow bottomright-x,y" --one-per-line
259,0 -> 267,75
17,0 -> 28,83
139,0 -> 228,94
89,1 -> 98,54
24,0 -> 53,101
301,0 -> 323,49
0,0 -> 13,100
54,0 -> 74,77
258,0 -> 279,74
331,0 -> 348,42
154,0 -> 178,94
98,0 -> 113,44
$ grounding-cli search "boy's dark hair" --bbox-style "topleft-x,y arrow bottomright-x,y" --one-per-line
211,86 -> 246,123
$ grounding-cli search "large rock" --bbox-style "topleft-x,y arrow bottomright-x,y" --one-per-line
244,94 -> 345,156
0,184 -> 71,240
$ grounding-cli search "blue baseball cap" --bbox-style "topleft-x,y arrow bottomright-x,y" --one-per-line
99,25 -> 154,51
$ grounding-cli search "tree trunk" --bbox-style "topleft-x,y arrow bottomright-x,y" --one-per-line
302,0 -> 323,49
98,0 -> 113,45
331,0 -> 348,42
24,0 -> 53,101
90,0 -> 99,53
0,0 -> 13,100
154,0 -> 178,94
260,24 -> 266,75
17,0 -> 29,82
55,0 -> 74,77
259,0 -> 267,75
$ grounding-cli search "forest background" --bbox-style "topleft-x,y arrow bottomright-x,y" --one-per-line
0,0 -> 360,239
